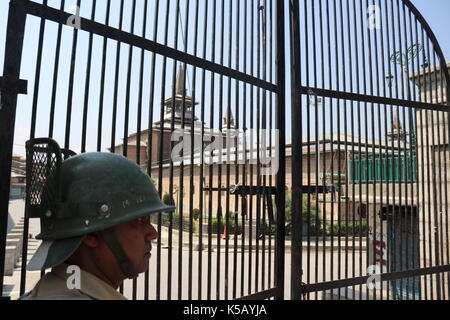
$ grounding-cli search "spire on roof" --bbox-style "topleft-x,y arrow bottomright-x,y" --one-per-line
175,64 -> 186,96
387,106 -> 408,141
223,105 -> 235,128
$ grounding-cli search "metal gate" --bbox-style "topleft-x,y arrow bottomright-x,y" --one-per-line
1,0 -> 450,301
290,0 -> 450,300
0,0 -> 286,300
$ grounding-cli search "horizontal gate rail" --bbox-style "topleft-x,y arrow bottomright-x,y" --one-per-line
19,0 -> 277,92
298,86 -> 449,112
0,76 -> 27,95
1,0 -> 285,301
300,264 -> 450,295
236,288 -> 277,301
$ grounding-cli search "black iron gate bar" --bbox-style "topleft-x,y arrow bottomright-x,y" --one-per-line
19,0 -> 277,93
290,0 -> 450,301
0,0 -> 286,300
300,264 -> 450,295
297,86 -> 450,113
0,0 -> 28,298
1,0 -> 450,301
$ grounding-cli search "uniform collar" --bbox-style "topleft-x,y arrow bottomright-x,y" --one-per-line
52,264 -> 128,300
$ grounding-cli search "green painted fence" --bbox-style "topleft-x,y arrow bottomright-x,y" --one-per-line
349,152 -> 418,183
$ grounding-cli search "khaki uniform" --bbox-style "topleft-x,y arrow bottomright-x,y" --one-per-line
20,264 -> 127,300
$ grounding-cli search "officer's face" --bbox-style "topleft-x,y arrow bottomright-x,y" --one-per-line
113,215 -> 158,275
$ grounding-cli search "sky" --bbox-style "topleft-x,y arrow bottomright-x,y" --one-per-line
411,0 -> 450,60
0,0 -> 448,158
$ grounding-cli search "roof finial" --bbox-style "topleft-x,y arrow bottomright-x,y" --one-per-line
223,105 -> 235,128
175,64 -> 186,96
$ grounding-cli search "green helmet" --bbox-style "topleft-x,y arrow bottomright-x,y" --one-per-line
26,138 -> 174,278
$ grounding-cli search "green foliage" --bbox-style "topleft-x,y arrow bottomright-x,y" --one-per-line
208,216 -> 243,235
150,211 -> 198,233
283,192 -> 367,237
162,193 -> 174,206
325,221 -> 368,237
193,208 -> 201,221
259,220 -> 276,236
283,191 -> 322,235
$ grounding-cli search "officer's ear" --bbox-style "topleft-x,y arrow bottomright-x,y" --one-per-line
82,232 -> 101,248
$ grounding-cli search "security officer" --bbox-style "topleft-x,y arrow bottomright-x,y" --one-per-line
20,150 -> 174,300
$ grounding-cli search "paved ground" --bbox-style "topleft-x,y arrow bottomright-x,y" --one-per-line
3,199 -> 375,300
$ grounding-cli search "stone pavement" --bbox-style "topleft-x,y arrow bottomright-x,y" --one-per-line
2,199 -> 368,300
3,200 -> 42,300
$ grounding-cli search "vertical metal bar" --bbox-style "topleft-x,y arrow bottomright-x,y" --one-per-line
255,0 -> 261,295
425,36 -> 442,300
377,0 -> 389,301
157,0 -> 172,300
64,0 -> 82,150
395,0 -> 408,299
408,6 -> 420,300
167,0 -> 182,300
348,0 -> 357,300
145,0 -> 160,300
248,0 -> 255,297
439,66 -> 450,300
17,0 -> 48,295
176,0 -> 190,301
268,0 -> 274,294
0,0 -> 27,297
224,0 -> 233,300
431,49 -> 445,300
366,0 -> 376,300
351,0 -> 362,299
122,0 -> 137,299
384,0 -> 395,300
437,62 -> 450,301
304,0 -> 311,300
96,0 -> 111,151
258,0 -> 268,290
359,0 -> 370,300
109,0 -> 125,154
318,0 -> 327,300
136,0 -> 149,172
339,0 -> 350,299
135,0 -> 149,300
123,0 -> 137,158
80,0 -> 97,153
187,0 -> 200,302
49,0 -> 67,138
197,0 -> 209,301
232,0 -> 240,300
216,0 -> 225,300
275,0 -> 284,300
325,0 -> 334,299
333,0 -> 342,299
29,0 -> 49,140
372,0 -> 383,300
207,0 -> 217,300
401,1 -> 414,300
415,17 -> 428,299
290,0 -> 303,301
240,0 -> 248,299
389,0 -> 400,299
421,26 -> 434,300
310,0 -> 319,301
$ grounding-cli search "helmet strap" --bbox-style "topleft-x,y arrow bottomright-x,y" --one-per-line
99,229 -> 139,279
